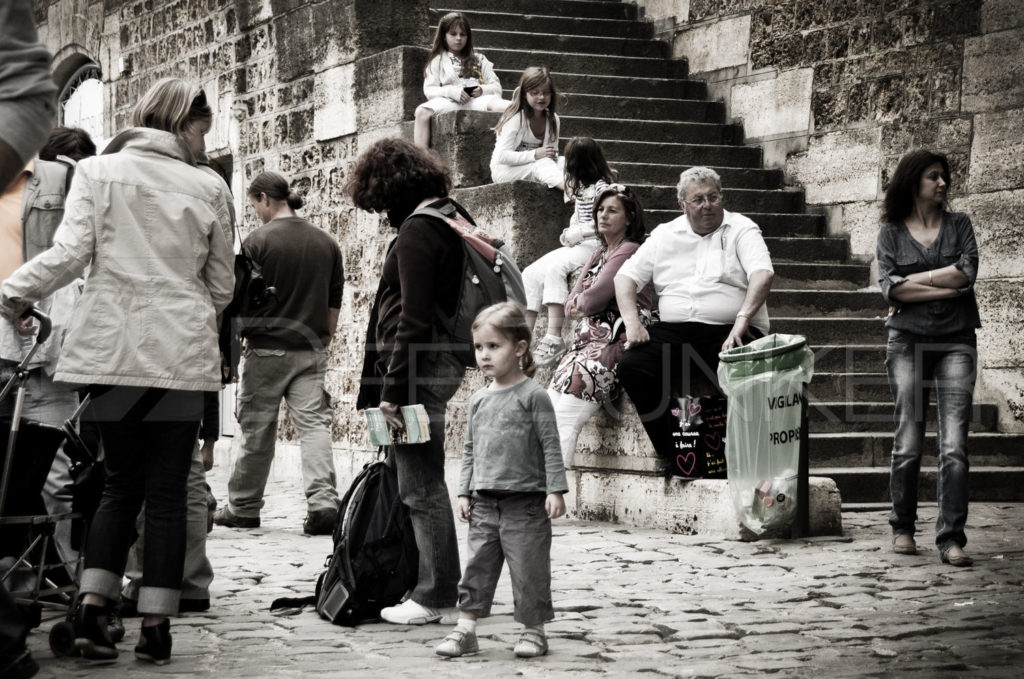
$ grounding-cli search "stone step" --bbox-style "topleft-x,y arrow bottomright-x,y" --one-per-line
805,344 -> 885,373
772,262 -> 872,289
645,211 -> 826,237
814,466 -> 1024,503
519,92 -> 725,124
811,432 -> 1024,467
764,236 -> 848,263
475,28 -> 668,59
807,403 -> 1000,434
596,138 -> 762,167
560,116 -> 742,146
613,163 -> 782,189
772,290 -> 884,318
631,184 -> 804,213
433,8 -> 654,38
806,372 -> 891,402
772,317 -> 885,345
437,0 -> 639,20
483,47 -> 688,79
495,69 -> 708,100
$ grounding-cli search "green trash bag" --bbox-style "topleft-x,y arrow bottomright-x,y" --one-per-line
717,334 -> 814,534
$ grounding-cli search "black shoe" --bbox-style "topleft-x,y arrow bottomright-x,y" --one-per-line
303,507 -> 338,536
178,598 -> 210,613
0,650 -> 39,679
119,597 -> 139,618
73,602 -> 118,660
213,506 -> 260,529
107,607 -> 126,643
134,619 -> 172,665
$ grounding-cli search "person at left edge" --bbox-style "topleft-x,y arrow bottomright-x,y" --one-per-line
0,77 -> 234,665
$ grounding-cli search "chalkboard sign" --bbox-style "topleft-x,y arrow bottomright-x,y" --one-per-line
668,395 -> 727,479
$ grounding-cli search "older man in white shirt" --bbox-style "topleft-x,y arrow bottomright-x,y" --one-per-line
614,166 -> 774,463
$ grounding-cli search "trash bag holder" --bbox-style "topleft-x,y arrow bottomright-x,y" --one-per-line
718,334 -> 813,538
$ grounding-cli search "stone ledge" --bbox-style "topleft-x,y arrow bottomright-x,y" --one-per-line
572,472 -> 843,539
254,441 -> 843,540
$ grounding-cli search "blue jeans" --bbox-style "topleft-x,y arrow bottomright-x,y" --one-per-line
80,387 -> 203,615
392,348 -> 465,608
885,329 -> 976,555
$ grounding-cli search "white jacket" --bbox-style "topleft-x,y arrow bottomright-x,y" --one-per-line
423,51 -> 501,101
0,128 -> 234,391
490,111 -> 561,169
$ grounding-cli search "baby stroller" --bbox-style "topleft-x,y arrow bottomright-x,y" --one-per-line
0,308 -> 100,656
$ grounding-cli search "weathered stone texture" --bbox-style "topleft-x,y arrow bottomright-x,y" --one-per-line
981,0 -> 1024,33
975,280 -> 1024,370
953,189 -> 1024,280
730,67 -> 812,139
786,128 -> 882,204
968,109 -> 1024,193
962,28 -> 1024,112
672,14 -> 750,72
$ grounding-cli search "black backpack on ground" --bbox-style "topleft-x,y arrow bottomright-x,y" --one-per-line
409,199 -> 527,367
270,451 -> 418,626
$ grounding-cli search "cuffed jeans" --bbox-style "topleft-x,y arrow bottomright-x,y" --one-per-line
392,349 -> 465,608
124,441 -> 213,602
228,347 -> 338,518
885,329 -> 976,555
457,491 -> 554,626
80,387 -> 202,616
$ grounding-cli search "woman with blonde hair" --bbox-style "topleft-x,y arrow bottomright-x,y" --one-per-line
0,77 -> 234,664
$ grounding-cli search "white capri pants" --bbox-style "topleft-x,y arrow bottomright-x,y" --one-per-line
417,95 -> 502,116
490,156 -> 564,189
547,389 -> 601,469
522,241 -> 600,311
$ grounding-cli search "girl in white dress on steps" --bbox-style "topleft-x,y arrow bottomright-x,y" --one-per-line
490,66 -> 564,192
414,12 -> 509,148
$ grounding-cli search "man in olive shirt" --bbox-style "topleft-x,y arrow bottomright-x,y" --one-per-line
214,173 -> 344,536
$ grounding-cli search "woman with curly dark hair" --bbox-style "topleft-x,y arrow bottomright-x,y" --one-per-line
876,149 -> 981,567
345,137 -> 467,624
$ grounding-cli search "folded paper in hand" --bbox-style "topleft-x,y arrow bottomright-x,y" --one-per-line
365,404 -> 430,446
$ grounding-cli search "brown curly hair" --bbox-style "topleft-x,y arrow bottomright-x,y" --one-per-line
344,137 -> 452,213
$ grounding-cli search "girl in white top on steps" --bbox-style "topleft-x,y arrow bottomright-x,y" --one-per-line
523,137 -> 616,366
414,12 -> 508,148
490,66 -> 564,192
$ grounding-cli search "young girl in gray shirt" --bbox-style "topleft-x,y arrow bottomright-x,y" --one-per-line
435,302 -> 568,659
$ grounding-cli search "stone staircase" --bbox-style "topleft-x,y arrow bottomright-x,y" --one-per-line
422,0 -> 1024,508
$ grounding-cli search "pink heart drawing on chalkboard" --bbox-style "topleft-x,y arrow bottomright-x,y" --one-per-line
676,452 -> 696,476
704,432 -> 722,450
688,402 -> 702,416
670,407 -> 681,418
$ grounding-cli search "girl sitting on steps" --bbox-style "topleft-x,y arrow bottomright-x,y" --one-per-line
490,66 -> 564,192
414,12 -> 508,148
523,137 -> 616,366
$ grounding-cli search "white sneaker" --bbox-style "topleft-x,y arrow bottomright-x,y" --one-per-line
435,628 -> 479,657
534,335 -> 566,367
380,599 -> 454,625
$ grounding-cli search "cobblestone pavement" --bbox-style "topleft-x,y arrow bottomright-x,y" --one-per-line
24,465 -> 1024,678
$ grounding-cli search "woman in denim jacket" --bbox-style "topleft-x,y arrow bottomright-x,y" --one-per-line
876,149 -> 980,567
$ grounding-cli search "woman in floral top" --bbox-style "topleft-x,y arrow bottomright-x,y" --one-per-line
547,185 -> 654,468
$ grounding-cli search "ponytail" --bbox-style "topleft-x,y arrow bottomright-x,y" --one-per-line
247,171 -> 302,210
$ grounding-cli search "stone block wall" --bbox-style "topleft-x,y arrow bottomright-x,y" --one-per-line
32,0 -> 437,480
636,0 -> 1024,429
